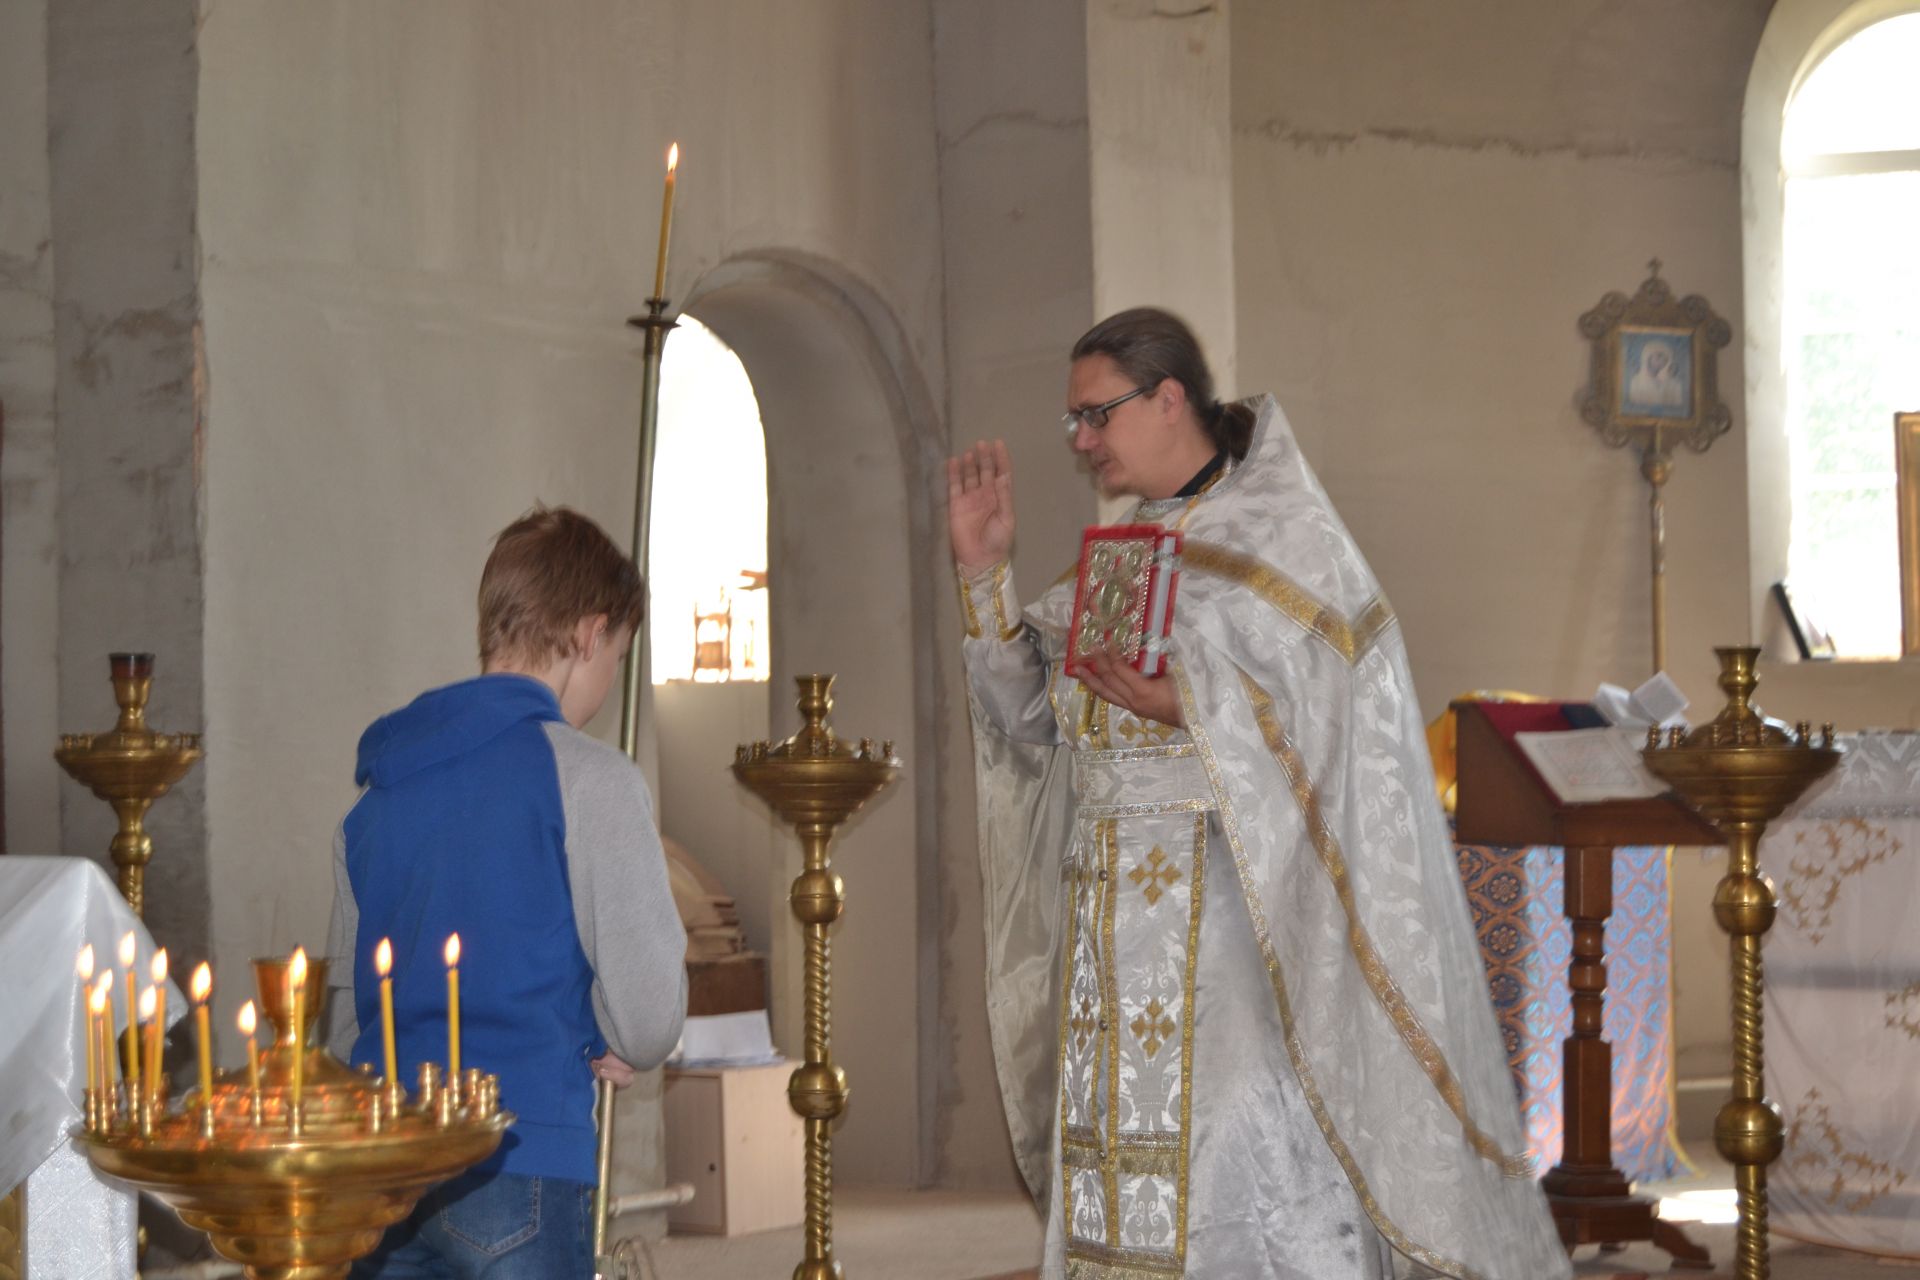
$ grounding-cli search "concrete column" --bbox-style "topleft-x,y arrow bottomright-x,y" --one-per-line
0,0 -> 61,856
46,0 -> 208,957
931,0 -> 1097,1189
1087,0 -> 1238,388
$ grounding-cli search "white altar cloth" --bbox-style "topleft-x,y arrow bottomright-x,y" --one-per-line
1762,732 -> 1920,1259
0,855 -> 185,1279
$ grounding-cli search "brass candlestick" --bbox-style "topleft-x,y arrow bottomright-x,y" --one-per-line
1643,647 -> 1839,1280
77,956 -> 510,1280
55,653 -> 204,916
733,675 -> 899,1280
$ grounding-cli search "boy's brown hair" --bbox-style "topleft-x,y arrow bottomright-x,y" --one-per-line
478,505 -> 646,665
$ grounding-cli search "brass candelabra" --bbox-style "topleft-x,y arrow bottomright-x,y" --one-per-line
76,956 -> 510,1280
55,653 -> 204,916
1643,646 -> 1839,1280
733,675 -> 898,1280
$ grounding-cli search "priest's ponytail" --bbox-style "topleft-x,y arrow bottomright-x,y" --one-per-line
1070,308 -> 1251,460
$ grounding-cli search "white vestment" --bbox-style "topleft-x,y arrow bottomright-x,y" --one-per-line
961,396 -> 1570,1280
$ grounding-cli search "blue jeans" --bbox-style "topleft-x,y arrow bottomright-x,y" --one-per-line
350,1169 -> 594,1279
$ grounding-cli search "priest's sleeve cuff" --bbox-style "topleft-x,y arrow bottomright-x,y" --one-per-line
958,560 -> 1023,641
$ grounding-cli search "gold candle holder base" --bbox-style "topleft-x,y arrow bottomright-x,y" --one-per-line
733,675 -> 898,1280
76,957 -> 511,1280
1644,646 -> 1840,1280
55,653 -> 204,916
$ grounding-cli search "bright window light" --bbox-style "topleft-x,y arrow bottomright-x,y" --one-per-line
648,315 -> 770,683
1780,14 -> 1920,659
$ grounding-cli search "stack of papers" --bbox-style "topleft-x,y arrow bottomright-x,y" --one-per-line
668,1009 -> 784,1069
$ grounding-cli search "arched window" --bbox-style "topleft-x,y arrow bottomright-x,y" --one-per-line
1779,11 -> 1920,657
648,315 -> 770,682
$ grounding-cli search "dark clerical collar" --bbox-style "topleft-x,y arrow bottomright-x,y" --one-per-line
1174,451 -> 1228,498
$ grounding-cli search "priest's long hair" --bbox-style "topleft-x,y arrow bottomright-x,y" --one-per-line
1071,307 -> 1255,460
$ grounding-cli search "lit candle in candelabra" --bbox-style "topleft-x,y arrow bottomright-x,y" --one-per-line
118,932 -> 140,1091
191,963 -> 214,1114
138,986 -> 159,1110
238,1000 -> 261,1099
89,981 -> 112,1126
289,947 -> 308,1116
376,938 -> 399,1087
652,143 -> 679,299
78,945 -> 98,1100
444,933 -> 462,1081
96,971 -> 117,1093
150,948 -> 169,1070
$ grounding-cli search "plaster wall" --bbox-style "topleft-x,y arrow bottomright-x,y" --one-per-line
191,0 -> 947,1190
1225,0 -> 1835,1087
0,0 -> 60,856
930,0 -> 1096,1190
45,0 -> 210,964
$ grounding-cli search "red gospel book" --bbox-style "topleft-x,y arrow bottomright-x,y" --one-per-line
1066,524 -> 1183,678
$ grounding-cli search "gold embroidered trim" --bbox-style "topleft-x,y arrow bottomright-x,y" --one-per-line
1057,820 -> 1089,1221
1062,1133 -> 1181,1179
1239,671 -> 1530,1178
1127,847 -> 1181,907
1081,743 -> 1199,763
1175,810 -> 1205,1260
1077,797 -> 1214,820
1182,542 -> 1396,667
1100,818 -> 1123,1247
1066,1241 -> 1185,1278
1172,662 -> 1484,1280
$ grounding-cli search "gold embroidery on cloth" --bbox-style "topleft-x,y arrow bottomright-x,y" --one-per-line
1885,981 -> 1920,1040
1182,543 -> 1396,667
1118,714 -> 1179,747
1783,1088 -> 1910,1212
1239,671 -> 1530,1178
1128,847 -> 1181,906
1777,818 -> 1901,945
1172,663 -> 1486,1280
990,561 -> 1022,640
1061,807 -> 1206,1274
958,572 -> 985,639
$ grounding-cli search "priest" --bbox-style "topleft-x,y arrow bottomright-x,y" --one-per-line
949,307 -> 1569,1279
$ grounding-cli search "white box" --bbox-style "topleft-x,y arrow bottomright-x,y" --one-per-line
663,1062 -> 804,1236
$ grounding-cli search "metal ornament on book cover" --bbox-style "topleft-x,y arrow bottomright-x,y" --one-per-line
1068,525 -> 1183,678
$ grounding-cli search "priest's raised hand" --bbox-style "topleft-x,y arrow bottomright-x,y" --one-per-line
947,439 -> 1016,577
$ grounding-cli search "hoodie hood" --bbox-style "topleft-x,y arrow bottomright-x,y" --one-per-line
354,674 -> 563,789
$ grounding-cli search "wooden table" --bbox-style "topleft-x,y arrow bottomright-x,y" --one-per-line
1452,700 -> 1720,1269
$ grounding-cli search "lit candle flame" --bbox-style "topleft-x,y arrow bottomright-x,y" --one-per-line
119,932 -> 136,969
90,982 -> 108,1016
138,986 -> 156,1023
290,946 -> 308,989
238,1000 -> 256,1035
99,968 -> 113,997
667,142 -> 679,174
151,948 -> 168,986
444,933 -> 461,967
376,937 -> 393,977
78,944 -> 95,982
191,962 -> 211,1003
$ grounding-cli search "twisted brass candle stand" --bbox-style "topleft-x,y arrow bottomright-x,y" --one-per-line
76,957 -> 510,1280
1643,646 -> 1839,1280
733,675 -> 899,1280
55,653 -> 204,917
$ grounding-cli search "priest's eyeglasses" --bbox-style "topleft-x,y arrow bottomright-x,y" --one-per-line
1061,386 -> 1150,436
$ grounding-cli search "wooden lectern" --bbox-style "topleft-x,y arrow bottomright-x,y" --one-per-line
1451,700 -> 1720,1269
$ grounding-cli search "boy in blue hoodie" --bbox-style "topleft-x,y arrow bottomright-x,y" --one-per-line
327,505 -> 688,1279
